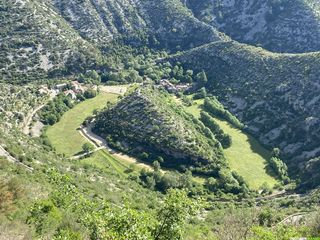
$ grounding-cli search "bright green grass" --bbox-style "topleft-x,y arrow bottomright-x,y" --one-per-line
80,150 -> 129,176
185,99 -> 278,189
46,93 -> 118,156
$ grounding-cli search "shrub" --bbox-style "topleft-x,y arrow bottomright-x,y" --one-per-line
204,97 -> 244,129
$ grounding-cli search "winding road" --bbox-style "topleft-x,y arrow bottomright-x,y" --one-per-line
22,104 -> 46,135
77,123 -> 154,171
22,90 -> 57,136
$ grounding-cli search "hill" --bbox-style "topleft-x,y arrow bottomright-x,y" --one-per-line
51,0 -> 227,50
0,0 -> 104,82
169,41 -> 320,177
0,0 -> 229,82
93,86 -> 226,173
185,0 -> 320,53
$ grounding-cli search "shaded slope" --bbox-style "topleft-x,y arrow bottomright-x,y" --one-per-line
170,41 -> 320,169
93,86 -> 225,171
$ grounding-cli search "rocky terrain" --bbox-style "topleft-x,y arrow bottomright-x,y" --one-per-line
184,0 -> 320,53
51,0 -> 227,50
0,0 -> 104,82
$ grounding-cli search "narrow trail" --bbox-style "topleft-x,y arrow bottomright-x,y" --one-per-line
76,123 -> 154,171
22,90 -> 57,135
276,212 -> 311,226
0,145 -> 33,172
22,104 -> 46,135
70,146 -> 105,160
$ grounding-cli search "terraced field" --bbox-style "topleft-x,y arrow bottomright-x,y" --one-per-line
185,99 -> 278,189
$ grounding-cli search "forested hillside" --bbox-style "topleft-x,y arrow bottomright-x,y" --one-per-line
93,86 -> 226,172
51,0 -> 227,50
0,0 -> 103,82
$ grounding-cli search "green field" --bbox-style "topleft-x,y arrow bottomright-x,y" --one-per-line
80,150 -> 130,176
185,99 -> 278,189
46,93 -> 118,156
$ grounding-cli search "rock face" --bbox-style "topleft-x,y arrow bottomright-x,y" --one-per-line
170,41 -> 320,168
185,0 -> 320,53
93,86 -> 225,169
50,0 -> 227,50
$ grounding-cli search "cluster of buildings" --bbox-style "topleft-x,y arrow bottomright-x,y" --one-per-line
54,81 -> 87,99
159,79 -> 191,93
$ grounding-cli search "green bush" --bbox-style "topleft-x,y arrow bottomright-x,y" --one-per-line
203,97 -> 244,129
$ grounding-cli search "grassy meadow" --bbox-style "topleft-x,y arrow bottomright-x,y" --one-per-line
185,99 -> 278,189
46,93 -> 118,156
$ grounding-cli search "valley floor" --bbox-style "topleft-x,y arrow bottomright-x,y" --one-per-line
46,92 -> 118,156
185,99 -> 278,189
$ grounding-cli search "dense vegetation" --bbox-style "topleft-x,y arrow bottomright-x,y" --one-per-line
93,86 -> 225,173
200,111 -> 232,149
40,94 -> 74,125
203,97 -> 244,129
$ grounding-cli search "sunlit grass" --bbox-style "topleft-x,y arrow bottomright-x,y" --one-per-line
185,99 -> 278,189
46,93 -> 118,156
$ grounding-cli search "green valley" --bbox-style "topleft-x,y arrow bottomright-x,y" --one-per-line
185,99 -> 278,189
1,0 -> 320,239
46,92 -> 118,156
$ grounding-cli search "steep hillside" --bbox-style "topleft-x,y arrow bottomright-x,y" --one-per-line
51,0 -> 228,50
0,0 -> 229,82
185,0 -> 320,53
169,41 -> 320,172
93,86 -> 226,172
0,0 -> 103,82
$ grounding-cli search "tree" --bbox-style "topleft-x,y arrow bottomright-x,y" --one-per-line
204,177 -> 218,192
214,209 -> 258,240
193,87 -> 207,99
84,70 -> 101,84
153,189 -> 199,240
195,70 -> 208,86
269,157 -> 288,180
272,147 -> 281,157
84,89 -> 97,99
310,209 -> 320,236
179,170 -> 193,190
153,161 -> 161,172
146,176 -> 156,190
220,134 -> 232,148
46,114 -> 58,125
82,143 -> 94,153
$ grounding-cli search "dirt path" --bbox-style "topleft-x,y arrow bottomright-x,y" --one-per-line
277,212 -> 311,226
22,90 -> 57,136
0,145 -> 33,172
22,104 -> 46,135
70,146 -> 105,160
77,123 -> 154,171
